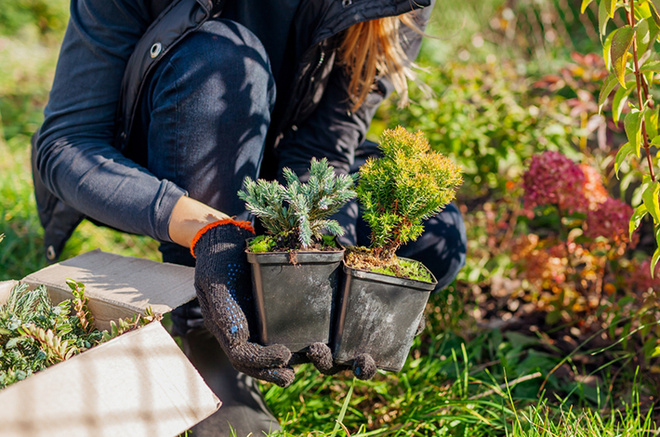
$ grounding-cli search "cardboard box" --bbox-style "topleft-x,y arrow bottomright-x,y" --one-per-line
0,250 -> 221,437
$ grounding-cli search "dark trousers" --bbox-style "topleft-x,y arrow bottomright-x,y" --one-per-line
129,18 -> 466,338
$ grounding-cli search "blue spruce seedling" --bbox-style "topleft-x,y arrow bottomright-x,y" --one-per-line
238,158 -> 357,251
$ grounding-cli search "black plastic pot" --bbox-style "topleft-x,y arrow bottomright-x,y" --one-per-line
332,259 -> 437,372
246,248 -> 344,353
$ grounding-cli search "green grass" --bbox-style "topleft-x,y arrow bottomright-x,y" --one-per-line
261,318 -> 659,436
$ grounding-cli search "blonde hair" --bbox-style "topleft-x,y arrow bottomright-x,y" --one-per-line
339,14 -> 418,111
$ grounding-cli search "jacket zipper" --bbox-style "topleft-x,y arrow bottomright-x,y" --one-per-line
309,49 -> 326,83
288,46 -> 327,125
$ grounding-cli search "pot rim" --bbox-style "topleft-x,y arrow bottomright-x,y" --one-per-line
245,237 -> 344,264
342,257 -> 438,291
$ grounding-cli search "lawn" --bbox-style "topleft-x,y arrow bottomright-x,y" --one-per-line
1,0 -> 658,435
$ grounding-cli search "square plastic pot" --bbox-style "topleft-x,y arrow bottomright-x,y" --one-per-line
246,248 -> 344,353
332,259 -> 437,372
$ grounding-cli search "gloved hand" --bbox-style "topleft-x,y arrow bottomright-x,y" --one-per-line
295,314 -> 427,380
192,219 -> 295,387
287,342 -> 376,381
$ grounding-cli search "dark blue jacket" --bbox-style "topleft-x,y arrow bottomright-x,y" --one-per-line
33,0 -> 433,261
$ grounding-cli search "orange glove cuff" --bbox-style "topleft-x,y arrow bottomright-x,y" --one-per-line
190,219 -> 255,258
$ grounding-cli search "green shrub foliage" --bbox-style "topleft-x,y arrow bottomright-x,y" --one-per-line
0,280 -> 155,389
238,158 -> 356,249
0,0 -> 68,38
358,127 -> 463,260
377,61 -> 577,198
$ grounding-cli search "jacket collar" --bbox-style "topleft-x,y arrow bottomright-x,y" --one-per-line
304,0 -> 433,46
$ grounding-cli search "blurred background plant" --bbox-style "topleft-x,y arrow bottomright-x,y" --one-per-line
1,0 -> 658,435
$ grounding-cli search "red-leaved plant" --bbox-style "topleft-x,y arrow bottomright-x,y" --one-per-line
516,151 -> 643,323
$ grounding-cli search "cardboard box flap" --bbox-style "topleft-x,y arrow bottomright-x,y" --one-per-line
0,321 -> 221,437
22,250 -> 196,329
0,280 -> 17,304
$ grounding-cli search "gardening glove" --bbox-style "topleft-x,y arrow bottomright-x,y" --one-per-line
192,219 -> 295,387
289,343 -> 377,381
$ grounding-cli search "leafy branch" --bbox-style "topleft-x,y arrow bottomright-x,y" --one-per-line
585,0 -> 660,272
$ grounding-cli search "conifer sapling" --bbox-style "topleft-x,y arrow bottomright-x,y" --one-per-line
238,158 -> 357,251
353,126 -> 463,268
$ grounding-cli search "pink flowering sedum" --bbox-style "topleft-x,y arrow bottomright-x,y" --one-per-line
523,151 -> 588,213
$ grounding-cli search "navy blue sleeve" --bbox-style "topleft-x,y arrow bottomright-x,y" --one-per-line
35,0 -> 186,243
275,3 -> 434,179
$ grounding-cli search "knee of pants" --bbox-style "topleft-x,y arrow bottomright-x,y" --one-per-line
141,18 -> 276,216
396,203 -> 467,292
160,18 -> 276,112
